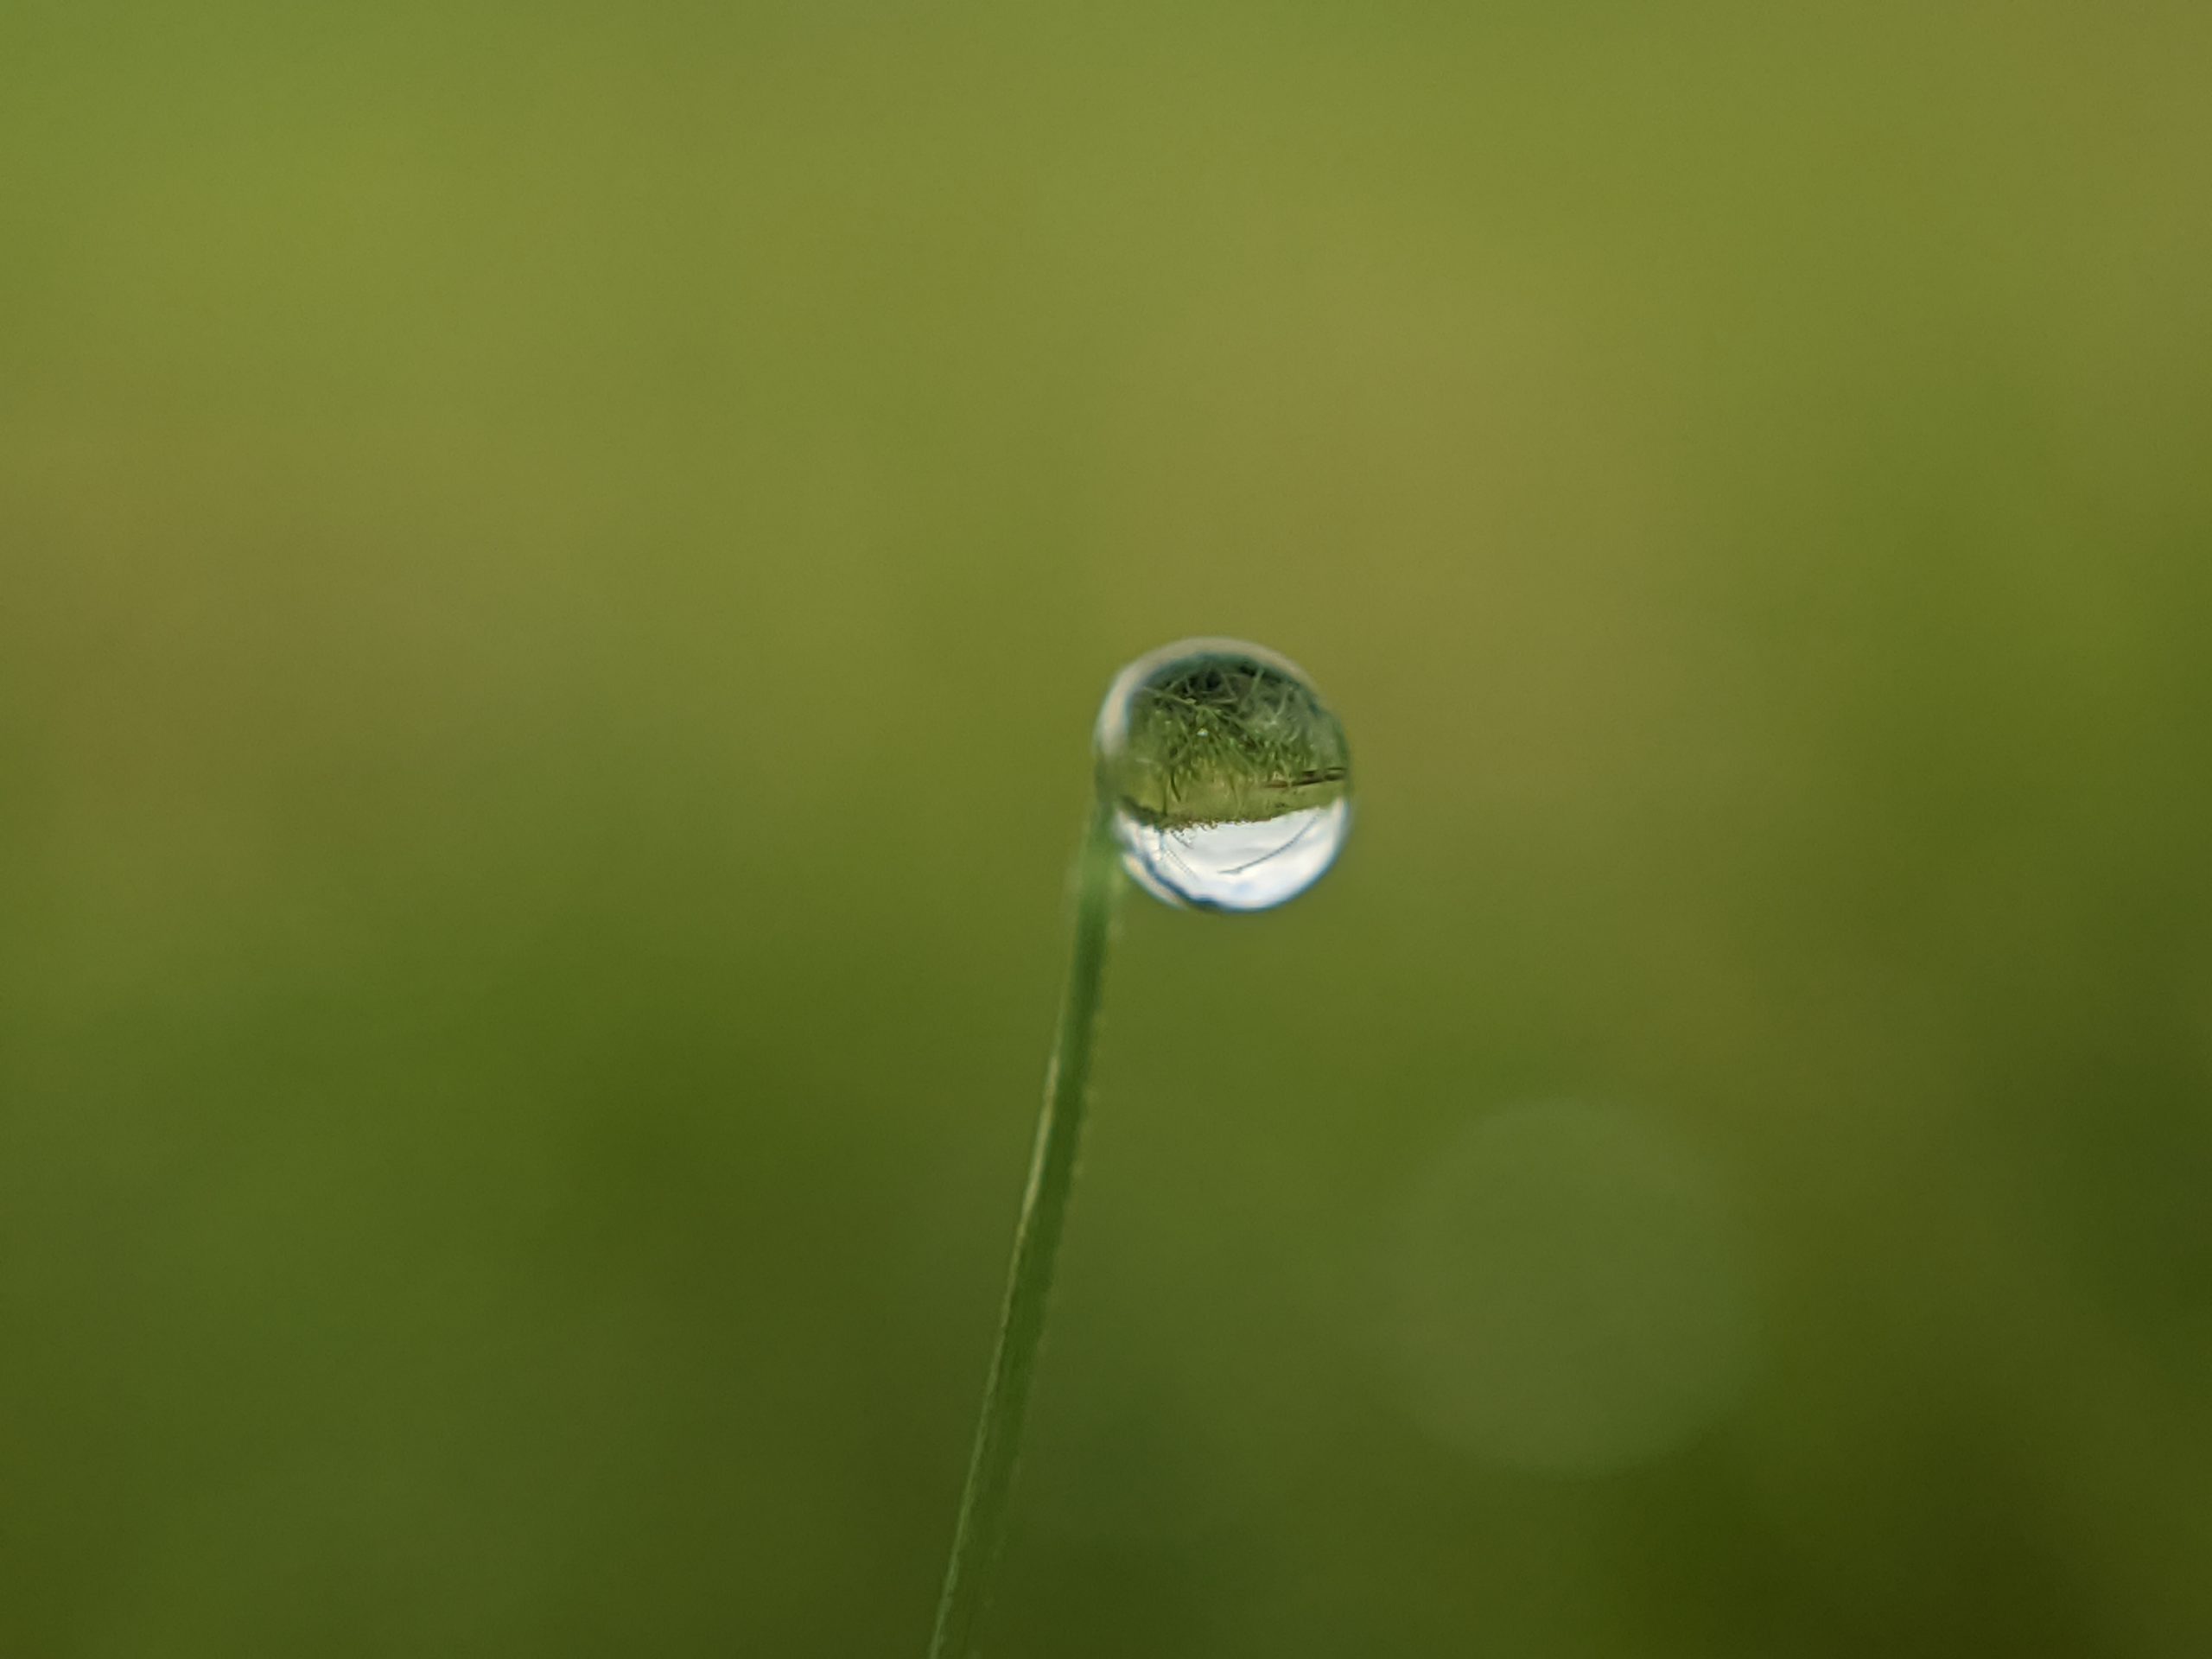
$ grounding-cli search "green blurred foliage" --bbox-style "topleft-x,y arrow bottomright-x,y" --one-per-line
4,0 -> 2212,1653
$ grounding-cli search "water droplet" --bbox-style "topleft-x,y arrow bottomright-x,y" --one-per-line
1095,638 -> 1352,912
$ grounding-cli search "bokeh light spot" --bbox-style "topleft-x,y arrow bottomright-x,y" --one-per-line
1387,1100 -> 1759,1475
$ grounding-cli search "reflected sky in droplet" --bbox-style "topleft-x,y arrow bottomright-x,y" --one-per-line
1113,798 -> 1351,913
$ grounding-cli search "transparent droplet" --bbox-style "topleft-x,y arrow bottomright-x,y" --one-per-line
1095,638 -> 1352,912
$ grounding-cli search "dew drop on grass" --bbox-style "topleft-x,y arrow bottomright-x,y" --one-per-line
1095,638 -> 1352,912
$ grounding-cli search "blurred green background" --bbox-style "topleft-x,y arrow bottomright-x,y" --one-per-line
6,1 -> 2212,1654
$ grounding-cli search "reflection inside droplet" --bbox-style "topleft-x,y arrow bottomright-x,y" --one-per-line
1115,799 -> 1351,912
1094,639 -> 1352,914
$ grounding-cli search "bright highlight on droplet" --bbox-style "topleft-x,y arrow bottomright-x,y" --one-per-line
1095,639 -> 1352,913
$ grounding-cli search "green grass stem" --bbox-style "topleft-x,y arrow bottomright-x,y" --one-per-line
926,796 -> 1124,1659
